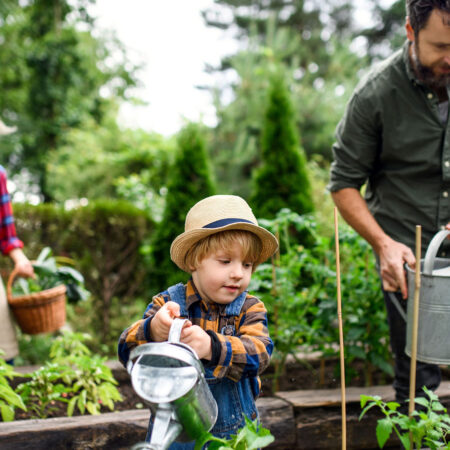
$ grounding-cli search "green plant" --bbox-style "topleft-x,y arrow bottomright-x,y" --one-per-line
250,208 -> 391,390
0,354 -> 27,421
195,416 -> 274,450
360,387 -> 450,449
50,331 -> 122,416
63,354 -> 122,416
16,331 -> 122,419
250,69 -> 314,220
16,363 -> 70,419
12,247 -> 90,304
150,122 -> 216,289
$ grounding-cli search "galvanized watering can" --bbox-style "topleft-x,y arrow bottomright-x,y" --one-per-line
127,318 -> 218,450
389,229 -> 450,365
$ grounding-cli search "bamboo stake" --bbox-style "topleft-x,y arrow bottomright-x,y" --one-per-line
409,225 -> 422,448
334,207 -> 346,450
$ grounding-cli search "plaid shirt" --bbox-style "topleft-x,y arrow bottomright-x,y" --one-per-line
0,166 -> 23,255
118,279 -> 273,388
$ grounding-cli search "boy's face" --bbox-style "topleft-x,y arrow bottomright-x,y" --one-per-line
191,242 -> 253,305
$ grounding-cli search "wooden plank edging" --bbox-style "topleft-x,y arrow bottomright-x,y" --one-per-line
275,380 -> 450,408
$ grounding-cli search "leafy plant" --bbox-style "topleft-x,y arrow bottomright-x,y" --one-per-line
0,353 -> 27,421
50,332 -> 122,416
195,416 -> 275,450
16,331 -> 122,419
12,247 -> 90,304
250,209 -> 391,390
360,387 -> 450,449
16,363 -> 70,419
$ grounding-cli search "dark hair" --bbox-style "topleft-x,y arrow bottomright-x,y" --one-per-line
407,0 -> 450,34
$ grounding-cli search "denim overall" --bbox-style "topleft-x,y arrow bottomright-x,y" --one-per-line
146,283 -> 259,449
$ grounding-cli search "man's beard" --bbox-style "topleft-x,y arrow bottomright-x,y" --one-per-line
411,41 -> 450,88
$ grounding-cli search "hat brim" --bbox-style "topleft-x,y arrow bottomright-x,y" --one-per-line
170,222 -> 278,272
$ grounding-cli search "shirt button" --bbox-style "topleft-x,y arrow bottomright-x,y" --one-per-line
428,93 -> 433,99
443,191 -> 449,198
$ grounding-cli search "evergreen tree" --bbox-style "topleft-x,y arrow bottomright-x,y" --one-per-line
150,123 -> 216,289
250,71 -> 313,219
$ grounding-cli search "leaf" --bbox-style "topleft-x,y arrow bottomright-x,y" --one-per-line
67,396 -> 77,417
376,418 -> 392,448
0,403 -> 14,422
86,401 -> 100,415
398,432 -> 411,450
36,247 -> 52,262
414,397 -> 429,408
57,266 -> 84,283
0,385 -> 26,409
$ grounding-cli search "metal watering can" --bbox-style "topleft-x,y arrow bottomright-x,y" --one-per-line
127,318 -> 218,450
389,229 -> 450,365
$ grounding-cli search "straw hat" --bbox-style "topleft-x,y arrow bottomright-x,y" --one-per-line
0,119 -> 17,136
170,195 -> 278,272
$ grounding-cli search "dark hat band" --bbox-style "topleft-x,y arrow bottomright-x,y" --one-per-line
202,218 -> 255,229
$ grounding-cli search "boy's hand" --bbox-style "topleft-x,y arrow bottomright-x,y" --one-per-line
181,325 -> 212,360
150,301 -> 181,342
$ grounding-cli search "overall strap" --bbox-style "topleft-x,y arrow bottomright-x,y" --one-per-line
224,290 -> 247,316
167,283 -> 188,316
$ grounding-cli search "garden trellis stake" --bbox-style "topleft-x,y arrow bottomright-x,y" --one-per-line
409,225 -> 421,448
334,207 -> 346,450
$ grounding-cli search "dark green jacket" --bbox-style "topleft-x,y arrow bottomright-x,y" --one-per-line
329,42 -> 450,253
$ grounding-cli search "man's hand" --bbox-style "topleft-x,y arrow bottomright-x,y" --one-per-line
378,236 -> 415,299
150,301 -> 183,342
181,325 -> 212,360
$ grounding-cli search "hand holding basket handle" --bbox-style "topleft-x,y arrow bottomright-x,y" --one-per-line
8,248 -> 35,279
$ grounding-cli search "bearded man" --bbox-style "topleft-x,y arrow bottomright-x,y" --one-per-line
328,0 -> 450,407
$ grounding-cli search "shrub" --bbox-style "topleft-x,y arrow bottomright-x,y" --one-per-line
150,122 -> 216,289
250,70 -> 314,220
13,200 -> 152,349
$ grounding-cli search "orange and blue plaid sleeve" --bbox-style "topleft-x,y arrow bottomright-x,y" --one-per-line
0,166 -> 23,255
118,293 -> 167,366
211,295 -> 273,382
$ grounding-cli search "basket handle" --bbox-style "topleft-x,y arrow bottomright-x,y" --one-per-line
6,261 -> 36,300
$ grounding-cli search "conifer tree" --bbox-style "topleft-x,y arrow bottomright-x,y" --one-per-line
250,71 -> 314,219
150,123 -> 216,289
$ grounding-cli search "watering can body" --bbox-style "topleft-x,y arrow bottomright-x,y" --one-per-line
392,230 -> 450,365
127,319 -> 218,450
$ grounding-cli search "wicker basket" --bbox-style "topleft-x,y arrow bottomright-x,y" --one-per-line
6,268 -> 67,335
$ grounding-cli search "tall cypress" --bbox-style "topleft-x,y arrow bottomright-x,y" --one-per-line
150,123 -> 216,289
250,71 -> 314,219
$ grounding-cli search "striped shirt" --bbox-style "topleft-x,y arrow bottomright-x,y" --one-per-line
118,279 -> 273,393
0,166 -> 23,255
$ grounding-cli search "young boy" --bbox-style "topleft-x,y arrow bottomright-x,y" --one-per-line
118,195 -> 278,448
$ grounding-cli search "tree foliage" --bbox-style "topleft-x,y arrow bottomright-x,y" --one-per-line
150,123 -> 216,290
0,0 -> 140,200
250,70 -> 313,219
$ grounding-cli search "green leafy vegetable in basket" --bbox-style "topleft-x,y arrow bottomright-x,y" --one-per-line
12,247 -> 90,304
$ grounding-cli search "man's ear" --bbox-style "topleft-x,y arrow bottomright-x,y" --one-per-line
406,16 -> 415,42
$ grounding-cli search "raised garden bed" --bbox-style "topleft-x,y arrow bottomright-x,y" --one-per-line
2,359 -> 450,449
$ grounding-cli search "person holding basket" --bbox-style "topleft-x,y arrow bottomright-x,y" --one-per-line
0,119 -> 34,364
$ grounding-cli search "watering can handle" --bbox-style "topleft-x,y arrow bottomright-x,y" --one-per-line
168,318 -> 189,343
387,291 -> 407,322
423,230 -> 450,275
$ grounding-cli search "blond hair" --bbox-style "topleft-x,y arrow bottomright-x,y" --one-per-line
184,230 -> 262,272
